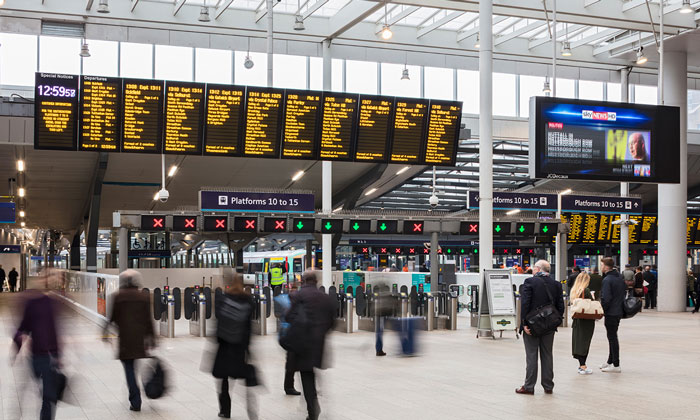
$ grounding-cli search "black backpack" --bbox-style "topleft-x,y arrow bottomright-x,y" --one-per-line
524,277 -> 563,336
279,300 -> 311,354
216,295 -> 252,344
143,357 -> 167,399
622,290 -> 642,319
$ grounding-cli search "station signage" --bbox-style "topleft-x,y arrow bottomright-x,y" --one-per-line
467,191 -> 556,211
561,195 -> 642,215
0,202 -> 16,224
200,190 -> 315,213
0,245 -> 21,253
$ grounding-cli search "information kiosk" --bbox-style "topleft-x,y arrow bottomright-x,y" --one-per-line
476,270 -> 518,339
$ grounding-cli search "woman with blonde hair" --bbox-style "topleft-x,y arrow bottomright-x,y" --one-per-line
570,272 -> 595,375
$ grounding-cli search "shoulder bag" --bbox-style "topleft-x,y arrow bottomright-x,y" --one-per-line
622,289 -> 642,319
525,277 -> 562,336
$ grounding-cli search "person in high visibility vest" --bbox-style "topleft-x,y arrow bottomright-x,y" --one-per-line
270,264 -> 285,288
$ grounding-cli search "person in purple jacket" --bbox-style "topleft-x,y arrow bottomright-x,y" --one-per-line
12,270 -> 62,420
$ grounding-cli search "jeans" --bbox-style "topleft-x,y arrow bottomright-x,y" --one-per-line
605,316 -> 621,367
375,316 -> 384,352
645,289 -> 657,309
32,354 -> 57,420
300,371 -> 320,420
401,317 -> 416,355
121,359 -> 141,409
523,332 -> 555,392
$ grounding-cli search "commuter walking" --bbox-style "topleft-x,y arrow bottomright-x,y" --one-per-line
589,267 -> 603,300
103,270 -> 155,412
213,272 -> 259,419
0,264 -> 5,292
516,260 -> 564,395
12,271 -> 62,420
600,258 -> 625,373
643,265 -> 657,309
285,271 -> 335,420
8,267 -> 19,292
570,272 -> 595,375
687,270 -> 696,310
621,264 -> 635,289
374,284 -> 393,356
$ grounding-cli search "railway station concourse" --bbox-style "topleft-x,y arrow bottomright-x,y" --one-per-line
1,1 -> 700,419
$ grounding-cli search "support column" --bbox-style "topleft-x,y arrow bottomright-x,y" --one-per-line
620,69 -> 630,267
321,39 -> 333,288
48,232 -> 55,268
266,0 -> 274,87
70,233 -> 81,271
657,51 -> 687,312
430,231 -> 439,291
306,239 -> 313,269
478,0 -> 494,272
118,227 -> 128,273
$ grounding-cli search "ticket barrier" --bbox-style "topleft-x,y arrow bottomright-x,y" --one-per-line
562,292 -> 569,327
467,285 -> 479,327
153,286 -> 181,338
356,284 -> 375,331
329,284 -> 353,333
251,285 -> 270,336
409,285 -> 434,331
432,285 -> 462,330
184,285 -> 212,337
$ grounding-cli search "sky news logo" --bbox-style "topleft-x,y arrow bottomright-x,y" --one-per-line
582,110 -> 616,121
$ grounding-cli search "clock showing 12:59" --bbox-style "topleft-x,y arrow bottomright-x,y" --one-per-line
37,85 -> 77,98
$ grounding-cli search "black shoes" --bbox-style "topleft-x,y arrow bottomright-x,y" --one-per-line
376,351 -> 387,356
285,388 -> 301,396
129,406 -> 141,412
218,413 -> 230,418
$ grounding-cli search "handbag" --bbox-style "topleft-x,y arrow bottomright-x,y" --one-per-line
570,293 -> 604,320
279,300 -> 311,353
524,277 -> 562,336
622,289 -> 642,319
143,357 -> 168,399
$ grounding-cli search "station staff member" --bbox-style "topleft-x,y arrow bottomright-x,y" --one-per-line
270,264 -> 285,288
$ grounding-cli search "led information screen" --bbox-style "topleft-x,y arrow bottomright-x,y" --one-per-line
233,217 -> 258,232
515,223 -> 535,237
243,87 -> 284,158
173,215 -> 198,231
530,96 -> 680,183
391,99 -> 429,164
355,96 -> 394,162
164,81 -> 205,155
376,220 -> 398,234
597,214 -> 612,243
639,215 -> 656,245
35,73 -> 79,151
319,93 -> 358,161
347,220 -> 371,234
0,202 -> 16,224
493,222 -> 511,236
460,221 -> 480,235
403,221 -> 425,234
204,215 -> 228,231
263,217 -> 287,232
282,91 -> 321,159
122,79 -> 164,153
320,219 -> 343,233
140,215 -> 166,231
292,218 -> 315,233
79,76 -> 121,151
581,214 -> 600,244
204,85 -> 245,156
424,100 -> 462,166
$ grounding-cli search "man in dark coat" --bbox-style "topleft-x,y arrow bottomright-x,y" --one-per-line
8,267 -> 19,292
643,265 -> 657,309
516,259 -> 564,396
285,270 -> 335,420
589,267 -> 603,300
103,270 -> 155,411
600,258 -> 625,373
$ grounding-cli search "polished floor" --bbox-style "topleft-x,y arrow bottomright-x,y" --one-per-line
1,292 -> 698,420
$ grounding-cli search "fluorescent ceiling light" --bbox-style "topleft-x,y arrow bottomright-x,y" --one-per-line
168,165 -> 178,177
18,188 -> 25,197
333,206 -> 343,213
365,188 -> 377,196
19,210 -> 25,218
291,170 -> 305,181
506,209 -> 520,216
559,188 -> 572,195
153,191 -> 159,201
17,160 -> 25,172
396,166 -> 410,175
380,25 -> 393,40
21,221 -> 26,227
680,0 -> 693,14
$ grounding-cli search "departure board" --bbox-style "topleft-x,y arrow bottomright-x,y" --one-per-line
627,215 -> 643,244
164,81 -> 205,155
34,73 -> 79,151
694,218 -> 700,246
581,214 -> 599,244
243,87 -> 284,158
79,76 -> 121,151
355,96 -> 393,162
391,98 -> 429,164
204,84 -> 245,156
319,93 -> 358,161
425,100 -> 462,166
282,90 -> 321,159
610,215 -> 621,244
597,214 -> 612,243
122,79 -> 164,153
565,214 -> 584,243
639,215 -> 656,245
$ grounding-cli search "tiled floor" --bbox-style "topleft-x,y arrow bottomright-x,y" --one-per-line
1,292 -> 699,420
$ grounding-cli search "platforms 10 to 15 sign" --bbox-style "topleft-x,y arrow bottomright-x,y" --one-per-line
35,73 -> 463,166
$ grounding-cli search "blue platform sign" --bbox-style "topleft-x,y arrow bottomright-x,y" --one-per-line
0,245 -> 21,253
467,191 -> 557,211
200,190 -> 315,213
561,194 -> 642,215
0,202 -> 16,223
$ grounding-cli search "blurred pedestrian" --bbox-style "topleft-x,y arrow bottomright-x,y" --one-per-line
694,274 -> 700,314
12,270 -> 62,420
103,270 -> 155,412
634,267 -> 645,299
600,258 -> 625,373
213,272 -> 259,419
516,260 -> 564,395
8,267 -> 19,292
374,283 -> 393,356
285,271 -> 335,420
687,270 -> 696,310
570,272 -> 595,375
0,264 -> 5,292
589,267 -> 603,300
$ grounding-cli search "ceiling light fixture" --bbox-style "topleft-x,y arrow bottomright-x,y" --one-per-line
636,47 -> 647,65
153,191 -> 159,201
333,206 -> 343,213
294,0 -> 305,31
21,221 -> 26,227
680,0 -> 694,14
19,210 -> 25,218
17,159 -> 25,172
559,188 -> 572,195
561,41 -> 572,57
380,0 -> 392,40
543,76 -> 552,95
198,6 -> 211,22
396,166 -> 410,175
401,66 -> 410,81
18,187 -> 25,198
291,170 -> 305,181
80,40 -> 91,58
474,34 -> 480,49
168,165 -> 178,177
97,0 -> 110,14
506,209 -> 521,216
365,188 -> 377,196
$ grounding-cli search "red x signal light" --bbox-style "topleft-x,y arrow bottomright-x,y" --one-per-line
184,218 -> 195,228
423,248 -> 430,254
152,218 -> 164,228
515,248 -> 521,254
380,248 -> 387,254
245,219 -> 256,229
215,219 -> 226,229
275,220 -> 286,230
394,248 -> 402,254
408,248 -> 415,254
469,224 -> 478,233
413,223 -> 423,232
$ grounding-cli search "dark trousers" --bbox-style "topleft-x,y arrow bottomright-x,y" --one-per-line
219,378 -> 258,419
9,281 -> 16,292
400,317 -> 416,355
300,370 -> 320,420
645,289 -> 657,308
32,355 -> 57,420
574,354 -> 588,367
121,359 -> 141,409
523,332 -> 555,392
604,316 -> 621,367
375,316 -> 384,352
284,352 -> 296,390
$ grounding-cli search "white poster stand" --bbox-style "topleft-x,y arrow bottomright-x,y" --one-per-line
476,269 -> 518,339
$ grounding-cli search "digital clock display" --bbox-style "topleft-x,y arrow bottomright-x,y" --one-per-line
34,73 -> 79,151
37,84 -> 77,98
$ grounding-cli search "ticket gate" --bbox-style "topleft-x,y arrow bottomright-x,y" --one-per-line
153,285 -> 181,338
409,284 -> 435,331
467,285 -> 479,327
251,286 -> 269,336
355,285 -> 375,331
184,285 -> 212,337
329,284 -> 353,333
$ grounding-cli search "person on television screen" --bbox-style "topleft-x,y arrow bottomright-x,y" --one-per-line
628,133 -> 648,161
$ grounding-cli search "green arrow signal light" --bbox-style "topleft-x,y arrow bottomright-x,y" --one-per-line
296,221 -> 304,230
380,223 -> 387,231
461,249 -> 465,254
542,226 -> 549,233
495,225 -> 502,233
474,248 -> 478,253
447,249 -> 452,254
353,222 -> 360,231
325,222 -> 333,231
519,225 -> 525,233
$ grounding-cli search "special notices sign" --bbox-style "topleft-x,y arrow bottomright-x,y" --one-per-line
200,190 -> 315,213
34,73 -> 79,151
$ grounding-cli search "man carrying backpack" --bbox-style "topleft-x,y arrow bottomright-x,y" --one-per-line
284,271 -> 335,420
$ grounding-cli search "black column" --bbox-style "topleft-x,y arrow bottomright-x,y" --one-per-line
306,239 -> 313,270
70,233 -> 81,270
48,231 -> 55,268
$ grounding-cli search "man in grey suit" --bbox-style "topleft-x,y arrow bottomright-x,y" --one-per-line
516,260 -> 565,395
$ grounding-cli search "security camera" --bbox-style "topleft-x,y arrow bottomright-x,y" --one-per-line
429,194 -> 439,208
157,188 -> 169,203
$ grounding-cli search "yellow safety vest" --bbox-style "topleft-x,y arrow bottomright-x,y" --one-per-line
270,267 -> 284,286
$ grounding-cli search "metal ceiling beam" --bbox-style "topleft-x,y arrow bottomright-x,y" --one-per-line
327,0 -> 384,40
302,0 -> 330,20
417,10 -> 443,28
593,32 -> 654,55
256,0 -> 280,23
383,5 -> 420,26
585,0 -> 602,6
215,0 -> 235,19
496,21 -> 546,46
131,0 -> 140,13
570,28 -> 626,49
174,0 -> 187,16
86,0 -> 94,11
457,16 -> 508,41
417,11 -> 464,38
622,0 -> 649,13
